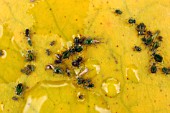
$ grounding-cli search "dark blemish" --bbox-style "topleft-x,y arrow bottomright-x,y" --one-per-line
0,50 -> 4,57
12,96 -> 18,101
46,49 -> 51,56
100,22 -> 103,25
49,8 -> 52,11
50,41 -> 55,46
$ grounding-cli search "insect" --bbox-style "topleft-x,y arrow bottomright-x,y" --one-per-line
152,42 -> 160,51
72,57 -> 83,67
21,65 -> 35,75
128,18 -> 136,24
62,50 -> 71,59
16,83 -> 24,95
74,45 -> 83,52
83,38 -> 100,45
162,67 -> 170,74
151,63 -> 157,73
45,64 -> 54,70
50,41 -> 55,46
53,66 -> 63,74
115,9 -> 122,15
66,68 -> 71,76
136,23 -> 146,35
154,54 -> 163,62
25,29 -> 32,46
73,37 -> 80,45
134,46 -> 142,52
46,49 -> 51,56
25,50 -> 35,62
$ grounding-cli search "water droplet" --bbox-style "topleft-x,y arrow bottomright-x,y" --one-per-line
95,105 -> 111,113
23,95 -> 47,113
77,92 -> 85,102
125,65 -> 140,82
102,78 -> 120,97
93,65 -> 100,74
0,103 -> 4,111
1,50 -> 7,59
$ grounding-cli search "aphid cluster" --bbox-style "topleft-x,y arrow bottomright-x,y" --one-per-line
45,35 -> 100,89
77,77 -> 94,89
135,23 -> 169,75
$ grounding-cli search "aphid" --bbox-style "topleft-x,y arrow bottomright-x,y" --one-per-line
25,29 -> 30,37
66,68 -> 71,76
136,23 -> 146,35
142,37 -> 152,45
0,50 -> 4,57
152,42 -> 160,50
78,37 -> 86,44
74,45 -> 83,52
72,57 -> 83,67
54,59 -> 62,64
142,30 -> 160,46
154,54 -> 163,62
162,67 -> 170,75
69,47 -> 76,53
16,83 -> 23,95
62,50 -> 71,59
115,9 -> 122,15
53,67 -> 63,74
21,65 -> 35,75
54,54 -> 62,64
45,64 -> 54,70
46,49 -> 51,56
87,83 -> 94,88
134,46 -> 141,51
25,29 -> 32,46
128,18 -> 136,24
77,77 -> 85,85
83,38 -> 100,45
26,50 -> 35,62
158,36 -> 163,41
151,63 -> 157,73
74,37 -> 80,45
55,54 -> 62,59
50,41 -> 55,46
